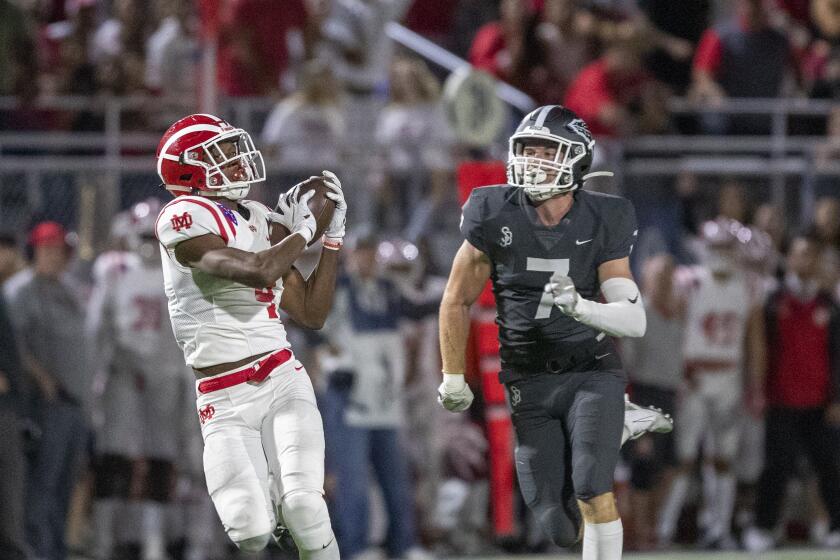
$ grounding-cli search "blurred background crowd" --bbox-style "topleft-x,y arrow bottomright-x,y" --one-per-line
2,0 -> 840,559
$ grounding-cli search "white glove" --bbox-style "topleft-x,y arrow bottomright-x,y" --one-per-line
321,170 -> 347,241
545,272 -> 580,316
437,373 -> 474,413
273,188 -> 317,244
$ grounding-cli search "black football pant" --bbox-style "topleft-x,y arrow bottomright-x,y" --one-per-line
755,407 -> 840,532
504,369 -> 626,547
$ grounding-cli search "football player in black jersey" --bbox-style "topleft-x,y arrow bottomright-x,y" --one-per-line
437,105 -> 672,559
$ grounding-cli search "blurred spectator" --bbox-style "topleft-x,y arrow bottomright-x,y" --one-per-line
0,0 -> 38,103
535,0 -> 600,101
144,0 -> 198,97
691,0 -> 797,132
622,254 -> 684,550
7,222 -> 91,560
812,196 -> 840,249
373,56 -> 455,237
379,237 -> 449,541
0,295 -> 30,560
565,34 -> 667,137
216,0 -> 310,96
0,234 -> 24,286
320,235 -> 436,560
718,179 -> 749,223
261,59 -> 346,173
41,0 -> 98,97
743,233 -> 840,552
320,0 -> 413,226
91,0 -> 148,93
468,0 -> 556,102
636,0 -> 710,93
752,202 -> 787,253
812,0 -> 840,43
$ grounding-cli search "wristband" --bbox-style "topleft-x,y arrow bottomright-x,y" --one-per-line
323,236 -> 343,251
442,372 -> 466,391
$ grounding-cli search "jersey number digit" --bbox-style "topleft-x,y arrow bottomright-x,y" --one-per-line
527,257 -> 570,319
254,288 -> 278,319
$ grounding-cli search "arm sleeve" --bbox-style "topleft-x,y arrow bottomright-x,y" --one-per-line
460,190 -> 487,253
598,198 -> 638,265
155,196 -> 235,249
572,277 -> 646,338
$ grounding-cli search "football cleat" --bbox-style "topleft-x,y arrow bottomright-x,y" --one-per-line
621,394 -> 674,445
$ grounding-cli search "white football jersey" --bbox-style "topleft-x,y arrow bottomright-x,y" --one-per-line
87,257 -> 183,375
155,196 -> 290,368
681,266 -> 752,370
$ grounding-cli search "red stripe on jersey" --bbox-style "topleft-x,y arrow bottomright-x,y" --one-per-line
155,196 -> 234,245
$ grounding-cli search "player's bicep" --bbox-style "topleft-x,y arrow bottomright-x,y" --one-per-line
442,240 -> 492,308
174,234 -> 266,287
597,257 -> 634,284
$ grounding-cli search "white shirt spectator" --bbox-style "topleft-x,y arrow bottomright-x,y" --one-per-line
145,16 -> 197,95
261,98 -> 345,171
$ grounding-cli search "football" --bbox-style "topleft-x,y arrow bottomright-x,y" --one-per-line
270,176 -> 336,246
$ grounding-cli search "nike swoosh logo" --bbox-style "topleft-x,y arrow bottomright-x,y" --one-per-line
595,352 -> 611,360
628,294 -> 639,304
294,365 -> 304,371
575,239 -> 593,245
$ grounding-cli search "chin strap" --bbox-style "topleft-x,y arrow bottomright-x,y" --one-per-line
582,171 -> 614,181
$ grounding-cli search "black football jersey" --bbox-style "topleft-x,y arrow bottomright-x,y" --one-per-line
460,185 -> 638,367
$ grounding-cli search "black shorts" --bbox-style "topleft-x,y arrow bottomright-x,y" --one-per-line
505,368 -> 626,503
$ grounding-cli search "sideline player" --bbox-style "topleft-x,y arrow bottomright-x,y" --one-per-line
657,219 -> 764,549
154,113 -> 346,558
437,105 -> 671,559
87,198 -> 189,560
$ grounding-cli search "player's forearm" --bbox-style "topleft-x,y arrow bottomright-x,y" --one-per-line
573,278 -> 646,338
439,296 -> 471,374
301,246 -> 340,329
252,233 -> 309,286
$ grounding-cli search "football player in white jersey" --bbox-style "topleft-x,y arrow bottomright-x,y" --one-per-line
153,113 -> 347,559
657,219 -> 765,549
88,198 -> 191,560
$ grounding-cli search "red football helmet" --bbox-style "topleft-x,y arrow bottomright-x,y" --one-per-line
156,113 -> 265,200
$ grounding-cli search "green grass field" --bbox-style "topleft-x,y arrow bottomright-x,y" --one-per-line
454,551 -> 840,560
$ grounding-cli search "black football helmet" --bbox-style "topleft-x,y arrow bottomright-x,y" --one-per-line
507,105 -> 596,200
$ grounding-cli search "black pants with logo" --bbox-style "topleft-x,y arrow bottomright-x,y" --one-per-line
504,368 -> 626,548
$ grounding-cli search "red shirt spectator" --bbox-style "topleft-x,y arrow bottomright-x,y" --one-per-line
216,0 -> 308,96
564,53 -> 650,137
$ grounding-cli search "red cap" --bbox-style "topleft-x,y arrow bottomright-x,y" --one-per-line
29,221 -> 68,248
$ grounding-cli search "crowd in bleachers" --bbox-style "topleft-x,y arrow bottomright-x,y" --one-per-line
2,1 -> 840,560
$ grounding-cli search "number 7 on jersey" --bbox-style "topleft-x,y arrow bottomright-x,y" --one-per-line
527,257 -> 569,319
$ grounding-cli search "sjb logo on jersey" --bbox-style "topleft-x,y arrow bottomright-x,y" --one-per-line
171,212 -> 193,232
199,404 -> 215,425
500,226 -> 513,247
510,385 -> 521,407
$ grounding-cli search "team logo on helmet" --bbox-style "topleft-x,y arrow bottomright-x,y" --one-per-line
566,118 -> 594,147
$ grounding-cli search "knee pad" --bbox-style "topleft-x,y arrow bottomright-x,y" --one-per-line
144,459 -> 175,503
234,533 -> 271,553
281,490 -> 334,551
94,454 -> 134,499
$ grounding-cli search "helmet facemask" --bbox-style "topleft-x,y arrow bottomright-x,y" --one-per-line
507,131 -> 589,201
180,129 -> 265,200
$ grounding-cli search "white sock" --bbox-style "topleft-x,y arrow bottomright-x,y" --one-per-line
582,519 -> 623,560
141,501 -> 166,560
92,498 -> 120,557
657,473 -> 689,543
714,473 -> 736,540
